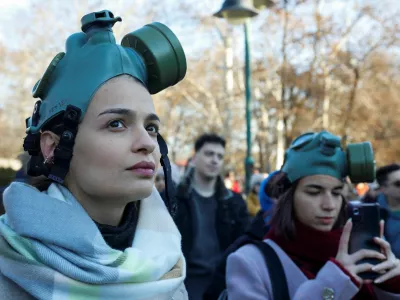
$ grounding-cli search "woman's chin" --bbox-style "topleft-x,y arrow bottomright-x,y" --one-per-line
127,183 -> 154,200
85,180 -> 155,201
312,223 -> 334,232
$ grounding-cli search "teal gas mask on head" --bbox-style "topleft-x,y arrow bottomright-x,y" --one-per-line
23,10 -> 186,216
281,131 -> 375,184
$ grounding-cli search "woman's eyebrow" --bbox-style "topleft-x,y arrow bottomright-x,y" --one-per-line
304,184 -> 344,190
146,113 -> 160,122
98,108 -> 134,118
98,109 -> 160,123
304,184 -> 322,189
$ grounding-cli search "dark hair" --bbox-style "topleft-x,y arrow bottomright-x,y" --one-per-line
362,190 -> 378,203
263,171 -> 284,199
270,173 -> 347,240
376,164 -> 400,186
194,133 -> 226,152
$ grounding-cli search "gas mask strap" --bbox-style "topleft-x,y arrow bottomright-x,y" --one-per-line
157,134 -> 177,217
47,105 -> 81,184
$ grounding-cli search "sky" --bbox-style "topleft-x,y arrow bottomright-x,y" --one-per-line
0,0 -> 29,20
0,0 -> 29,10
1,0 -> 398,53
0,0 -> 219,55
0,0 -> 29,42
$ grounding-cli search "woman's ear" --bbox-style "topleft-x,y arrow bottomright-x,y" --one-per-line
40,131 -> 60,161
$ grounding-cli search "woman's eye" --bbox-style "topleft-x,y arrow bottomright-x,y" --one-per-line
306,191 -> 319,196
146,124 -> 159,134
332,192 -> 342,197
108,120 -> 125,129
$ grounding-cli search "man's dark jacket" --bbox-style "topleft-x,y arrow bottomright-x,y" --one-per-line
173,168 -> 250,263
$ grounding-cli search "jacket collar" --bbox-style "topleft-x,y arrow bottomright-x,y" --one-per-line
177,167 -> 232,201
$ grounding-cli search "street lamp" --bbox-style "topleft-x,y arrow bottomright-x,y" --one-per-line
214,0 -> 259,194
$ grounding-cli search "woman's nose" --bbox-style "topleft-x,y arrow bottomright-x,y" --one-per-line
131,128 -> 157,154
321,194 -> 336,210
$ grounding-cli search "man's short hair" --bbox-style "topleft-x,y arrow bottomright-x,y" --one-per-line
194,133 -> 226,152
376,163 -> 400,186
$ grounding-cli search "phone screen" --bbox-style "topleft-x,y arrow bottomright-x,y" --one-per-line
348,202 -> 381,280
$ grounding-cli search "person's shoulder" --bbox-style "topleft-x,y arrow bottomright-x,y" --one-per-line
230,240 -> 265,261
227,240 -> 271,281
233,239 -> 280,255
226,190 -> 245,201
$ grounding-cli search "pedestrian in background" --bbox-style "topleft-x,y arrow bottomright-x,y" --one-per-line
246,173 -> 264,217
174,133 -> 249,300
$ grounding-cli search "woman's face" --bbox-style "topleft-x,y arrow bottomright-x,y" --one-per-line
294,175 -> 344,232
66,75 -> 161,201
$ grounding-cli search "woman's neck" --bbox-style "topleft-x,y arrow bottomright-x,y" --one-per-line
84,201 -> 127,226
65,182 -> 132,226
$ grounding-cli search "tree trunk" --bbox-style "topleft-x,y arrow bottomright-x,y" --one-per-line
322,65 -> 331,129
342,67 -> 360,145
276,4 -> 289,170
222,34 -> 234,139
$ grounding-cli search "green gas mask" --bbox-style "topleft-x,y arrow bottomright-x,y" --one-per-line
22,10 -> 186,216
281,131 -> 375,184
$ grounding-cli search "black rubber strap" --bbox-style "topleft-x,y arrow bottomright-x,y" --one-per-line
48,105 -> 81,183
250,240 -> 290,300
157,134 -> 177,217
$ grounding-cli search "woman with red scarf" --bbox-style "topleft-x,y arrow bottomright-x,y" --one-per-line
226,131 -> 400,299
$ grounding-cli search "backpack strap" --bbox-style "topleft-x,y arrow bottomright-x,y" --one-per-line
215,237 -> 290,300
249,240 -> 290,300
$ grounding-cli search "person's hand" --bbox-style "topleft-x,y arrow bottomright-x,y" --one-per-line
336,219 -> 386,283
372,220 -> 400,284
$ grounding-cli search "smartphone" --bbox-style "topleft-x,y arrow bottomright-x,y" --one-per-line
347,201 -> 381,280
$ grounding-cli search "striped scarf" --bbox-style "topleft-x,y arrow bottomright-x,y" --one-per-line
0,182 -> 187,300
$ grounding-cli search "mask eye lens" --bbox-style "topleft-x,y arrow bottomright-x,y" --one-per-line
290,132 -> 315,149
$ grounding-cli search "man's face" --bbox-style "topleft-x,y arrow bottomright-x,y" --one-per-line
193,143 -> 225,179
382,170 -> 400,201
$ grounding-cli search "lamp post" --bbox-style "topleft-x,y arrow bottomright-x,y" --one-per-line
214,0 -> 259,194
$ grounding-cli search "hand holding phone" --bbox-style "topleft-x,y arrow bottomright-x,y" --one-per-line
347,202 -> 382,280
336,204 -> 386,282
368,220 -> 400,284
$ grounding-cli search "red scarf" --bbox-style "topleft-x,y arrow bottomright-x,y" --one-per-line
265,221 -> 376,299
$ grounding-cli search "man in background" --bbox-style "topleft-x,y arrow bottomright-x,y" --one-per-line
174,133 -> 249,300
376,163 -> 400,257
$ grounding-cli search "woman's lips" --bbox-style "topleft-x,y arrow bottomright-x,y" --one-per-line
130,168 -> 155,177
317,217 -> 334,225
127,161 -> 155,177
